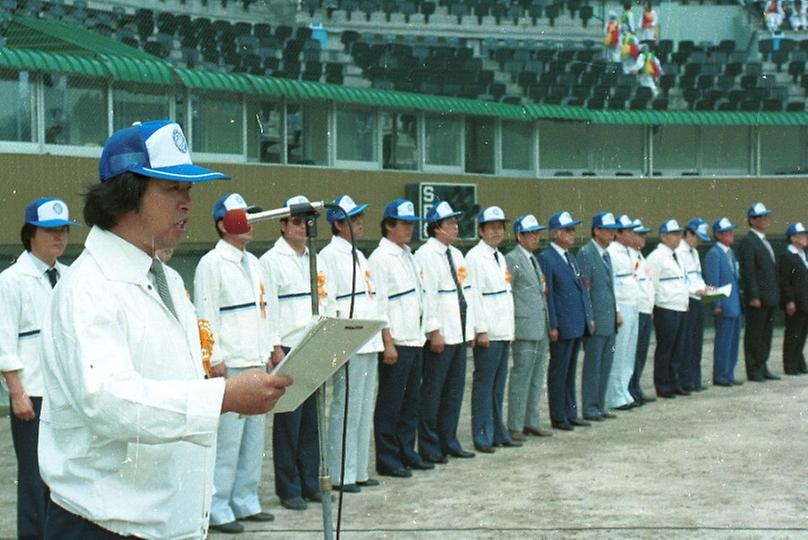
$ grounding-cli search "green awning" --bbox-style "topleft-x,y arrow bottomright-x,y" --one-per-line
174,68 -> 253,93
0,47 -> 107,78
99,54 -> 173,86
524,106 -> 808,126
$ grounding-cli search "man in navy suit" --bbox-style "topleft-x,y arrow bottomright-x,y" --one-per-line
778,222 -> 808,375
704,217 -> 743,386
539,211 -> 594,431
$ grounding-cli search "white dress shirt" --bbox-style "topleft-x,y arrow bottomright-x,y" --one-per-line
465,240 -> 514,341
368,237 -> 425,347
635,249 -> 655,315
608,242 -> 641,307
193,239 -> 275,368
676,239 -> 707,300
319,235 -> 383,353
260,236 -> 336,348
0,251 -> 68,397
646,242 -> 689,312
787,244 -> 808,268
39,227 -> 226,540
414,237 -> 477,346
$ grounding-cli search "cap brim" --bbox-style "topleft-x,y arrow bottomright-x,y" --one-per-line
132,164 -> 230,182
516,225 -> 546,232
431,211 -> 463,222
634,227 -> 651,233
695,232 -> 710,242
598,224 -> 622,230
29,219 -> 80,227
551,220 -> 581,229
749,210 -> 772,217
480,218 -> 512,224
391,215 -> 422,222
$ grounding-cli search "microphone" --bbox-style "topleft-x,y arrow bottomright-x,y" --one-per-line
222,201 -> 327,235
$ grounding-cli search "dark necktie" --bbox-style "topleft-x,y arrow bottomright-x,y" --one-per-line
565,251 -> 576,272
446,249 -> 467,314
728,249 -> 739,278
45,268 -> 59,288
494,251 -> 500,265
150,258 -> 178,320
602,251 -> 612,273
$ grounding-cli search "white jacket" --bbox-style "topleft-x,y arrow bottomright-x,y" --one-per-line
635,250 -> 655,315
647,243 -> 689,312
39,227 -> 225,540
608,242 -> 641,307
465,240 -> 514,341
193,239 -> 275,368
676,239 -> 707,300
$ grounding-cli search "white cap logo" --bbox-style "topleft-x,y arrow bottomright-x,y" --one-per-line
602,213 -> 616,226
286,195 -> 310,206
632,218 -> 643,228
38,200 -> 70,222
665,219 -> 680,231
752,202 -> 768,215
718,217 -> 732,229
617,215 -> 633,228
795,222 -> 806,233
558,211 -> 574,226
145,123 -> 193,169
224,193 -> 248,211
522,215 -> 539,228
698,223 -> 708,235
435,201 -> 455,219
398,201 -> 415,217
482,206 -> 505,221
337,195 -> 358,213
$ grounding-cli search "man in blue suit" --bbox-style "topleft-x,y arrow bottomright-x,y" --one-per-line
703,217 -> 743,387
539,211 -> 594,431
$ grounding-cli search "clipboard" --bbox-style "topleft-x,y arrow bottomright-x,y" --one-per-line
702,283 -> 732,304
270,316 -> 385,413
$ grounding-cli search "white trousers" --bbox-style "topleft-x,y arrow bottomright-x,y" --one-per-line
606,304 -> 639,408
328,352 -> 377,485
210,366 -> 267,525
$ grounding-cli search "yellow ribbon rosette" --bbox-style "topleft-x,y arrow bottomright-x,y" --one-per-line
197,319 -> 214,378
317,271 -> 327,300
457,266 -> 467,286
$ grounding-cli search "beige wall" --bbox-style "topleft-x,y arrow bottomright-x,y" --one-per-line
0,153 -> 803,247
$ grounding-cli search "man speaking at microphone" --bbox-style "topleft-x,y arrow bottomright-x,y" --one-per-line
38,120 -> 291,539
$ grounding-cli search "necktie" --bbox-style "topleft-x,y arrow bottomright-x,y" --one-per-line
150,258 -> 178,320
762,236 -> 775,262
602,251 -> 612,273
564,251 -> 576,272
728,249 -> 739,279
494,251 -> 500,265
45,268 -> 59,288
446,249 -> 467,314
530,255 -> 541,278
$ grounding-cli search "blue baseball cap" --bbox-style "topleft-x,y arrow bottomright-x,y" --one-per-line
383,199 -> 420,222
326,195 -> 368,223
658,219 -> 684,234
747,202 -> 772,218
99,120 -> 230,183
786,222 -> 807,237
632,218 -> 651,234
615,214 -> 634,229
547,211 -> 581,230
712,217 -> 737,234
212,193 -> 258,222
686,218 -> 710,242
24,198 -> 80,228
426,201 -> 462,224
513,214 -> 546,233
478,206 -> 509,224
284,195 -> 310,207
591,211 -> 621,230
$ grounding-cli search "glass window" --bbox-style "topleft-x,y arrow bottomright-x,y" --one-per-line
538,120 -> 588,173
190,93 -> 243,154
113,87 -> 170,131
287,103 -> 328,166
382,112 -> 417,170
502,120 -> 533,171
760,126 -> 803,175
701,126 -> 749,175
246,100 -> 283,163
336,106 -> 376,163
465,117 -> 495,175
43,74 -> 107,146
425,114 -> 461,167
590,125 -> 643,175
652,125 -> 697,175
0,70 -> 36,143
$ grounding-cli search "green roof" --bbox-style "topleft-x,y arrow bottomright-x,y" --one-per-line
0,47 -> 108,78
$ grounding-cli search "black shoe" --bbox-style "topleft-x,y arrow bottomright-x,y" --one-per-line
448,449 -> 475,458
333,483 -> 360,493
731,379 -> 744,385
799,366 -> 808,374
551,420 -> 574,431
674,388 -> 691,396
302,492 -> 334,503
748,374 -> 765,382
569,417 -> 591,427
239,512 -> 274,522
357,478 -> 380,487
614,403 -> 635,411
281,497 -> 308,511
583,415 -> 605,422
474,445 -> 495,453
691,385 -> 707,392
422,453 -> 448,464
211,521 -> 245,534
378,467 -> 412,478
657,391 -> 676,399
498,440 -> 523,448
639,394 -> 656,403
785,370 -> 800,376
602,412 -> 618,418
405,459 -> 435,470
763,371 -> 781,380
713,380 -> 732,387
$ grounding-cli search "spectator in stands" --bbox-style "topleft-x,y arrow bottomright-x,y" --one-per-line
633,45 -> 663,97
604,11 -> 622,63
704,217 -> 743,387
195,193 -> 276,534
506,215 -> 553,439
639,0 -> 659,43
320,195 -> 384,493
647,219 -> 690,399
370,199 -> 431,478
260,195 -> 336,511
620,0 -> 636,33
790,0 -> 807,30
628,219 -> 656,405
777,222 -> 808,375
467,206 -> 518,453
764,0 -> 785,33
621,31 -> 641,74
0,197 -> 77,540
676,219 -> 709,393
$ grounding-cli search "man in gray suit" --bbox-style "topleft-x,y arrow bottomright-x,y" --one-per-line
578,212 -> 622,421
506,215 -> 553,439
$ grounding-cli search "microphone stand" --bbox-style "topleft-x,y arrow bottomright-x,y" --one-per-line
303,211 -> 334,540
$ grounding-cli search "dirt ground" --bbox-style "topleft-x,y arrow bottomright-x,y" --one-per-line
1,330 -> 806,539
